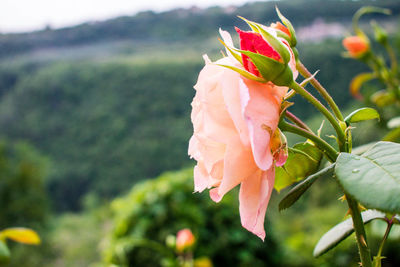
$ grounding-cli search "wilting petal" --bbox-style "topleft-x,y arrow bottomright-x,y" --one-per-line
239,167 -> 275,240
194,162 -> 221,193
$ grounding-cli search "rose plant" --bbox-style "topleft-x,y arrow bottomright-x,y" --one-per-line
189,7 -> 400,267
343,6 -> 400,143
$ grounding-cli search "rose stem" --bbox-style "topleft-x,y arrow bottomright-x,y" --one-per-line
279,120 -> 338,162
285,111 -> 313,132
296,61 -> 345,122
289,81 -> 346,151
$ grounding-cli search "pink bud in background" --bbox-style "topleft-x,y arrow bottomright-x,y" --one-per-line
176,228 -> 195,252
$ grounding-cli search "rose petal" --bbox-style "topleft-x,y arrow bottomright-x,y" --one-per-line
240,78 -> 281,170
220,65 -> 250,147
239,167 -> 275,240
217,136 -> 258,198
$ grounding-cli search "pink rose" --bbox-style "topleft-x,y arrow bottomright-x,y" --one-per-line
188,28 -> 296,240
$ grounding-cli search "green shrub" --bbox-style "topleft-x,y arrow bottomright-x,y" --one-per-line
103,168 -> 281,267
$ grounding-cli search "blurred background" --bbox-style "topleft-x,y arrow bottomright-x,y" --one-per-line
0,0 -> 399,266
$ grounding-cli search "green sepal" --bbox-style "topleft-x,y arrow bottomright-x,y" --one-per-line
313,210 -> 386,257
218,38 -> 243,64
276,7 -> 297,47
236,48 -> 285,82
237,16 -> 259,32
276,31 -> 291,44
255,24 -> 290,64
216,64 -> 265,83
238,16 -> 290,64
279,163 -> 335,211
344,107 -> 380,124
271,65 -> 294,87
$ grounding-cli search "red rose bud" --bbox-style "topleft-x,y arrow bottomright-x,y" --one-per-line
235,27 -> 281,77
342,36 -> 370,58
234,25 -> 294,86
176,229 -> 195,252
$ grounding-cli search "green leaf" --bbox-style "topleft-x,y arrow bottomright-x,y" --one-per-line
335,142 -> 400,213
344,107 -> 380,124
314,210 -> 386,257
275,142 -> 323,192
0,241 -> 10,264
279,163 -> 335,211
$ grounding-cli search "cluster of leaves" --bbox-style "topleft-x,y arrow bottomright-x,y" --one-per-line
103,168 -> 282,267
0,140 -> 48,265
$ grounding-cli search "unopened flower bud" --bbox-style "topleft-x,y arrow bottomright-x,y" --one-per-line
342,36 -> 370,58
176,229 -> 195,252
235,24 -> 294,86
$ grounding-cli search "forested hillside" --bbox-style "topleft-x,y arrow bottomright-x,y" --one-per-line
0,0 -> 399,58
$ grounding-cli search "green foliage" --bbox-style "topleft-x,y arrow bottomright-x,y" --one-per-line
0,140 -> 49,229
275,142 -> 323,192
103,168 -> 282,267
272,176 -> 359,267
313,210 -> 386,257
335,141 -> 400,213
344,107 -> 380,124
279,163 -> 335,211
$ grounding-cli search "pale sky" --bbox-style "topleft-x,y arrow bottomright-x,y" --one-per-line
0,0 -> 258,33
